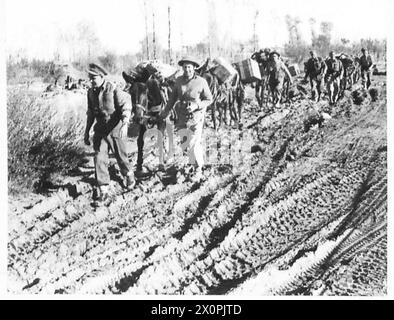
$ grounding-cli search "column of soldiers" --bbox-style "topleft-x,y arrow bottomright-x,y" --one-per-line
252,47 -> 374,107
84,48 -> 375,203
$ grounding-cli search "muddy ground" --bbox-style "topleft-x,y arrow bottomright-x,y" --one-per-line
8,76 -> 387,295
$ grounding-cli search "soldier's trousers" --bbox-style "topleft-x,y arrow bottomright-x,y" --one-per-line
310,77 -> 323,101
361,70 -> 371,89
270,85 -> 283,105
175,109 -> 206,168
326,76 -> 341,104
93,133 -> 132,186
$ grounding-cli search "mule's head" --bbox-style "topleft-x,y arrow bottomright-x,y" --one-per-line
122,71 -> 148,123
122,71 -> 164,124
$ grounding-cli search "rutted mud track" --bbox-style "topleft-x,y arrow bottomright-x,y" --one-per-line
8,81 -> 387,295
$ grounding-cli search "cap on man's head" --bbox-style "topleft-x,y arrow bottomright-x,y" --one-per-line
87,63 -> 108,77
361,47 -> 366,52
178,56 -> 200,68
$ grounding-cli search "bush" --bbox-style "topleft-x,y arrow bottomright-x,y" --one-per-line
7,89 -> 85,194
351,89 -> 369,105
368,88 -> 379,102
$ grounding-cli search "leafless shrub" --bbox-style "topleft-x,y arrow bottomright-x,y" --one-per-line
7,89 -> 85,194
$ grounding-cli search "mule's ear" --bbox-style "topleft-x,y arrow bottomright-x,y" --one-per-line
122,71 -> 135,84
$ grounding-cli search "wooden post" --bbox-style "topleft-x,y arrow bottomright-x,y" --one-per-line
253,10 -> 259,52
168,6 -> 172,64
144,0 -> 150,60
152,10 -> 156,60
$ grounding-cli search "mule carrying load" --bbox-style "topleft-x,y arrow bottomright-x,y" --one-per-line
199,57 -> 245,128
131,60 -> 179,82
211,57 -> 238,84
122,60 -> 178,173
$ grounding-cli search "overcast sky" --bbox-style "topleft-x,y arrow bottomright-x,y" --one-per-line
4,0 -> 389,59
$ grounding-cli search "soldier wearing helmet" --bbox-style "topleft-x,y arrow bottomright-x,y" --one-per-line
266,51 -> 293,109
325,51 -> 344,104
251,48 -> 272,109
359,48 -> 373,89
160,56 -> 213,181
304,50 -> 327,102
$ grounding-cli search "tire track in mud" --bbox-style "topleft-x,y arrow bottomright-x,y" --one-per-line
8,180 -> 192,292
116,139 -> 294,294
60,118 -> 386,293
17,173 -> 236,293
262,164 -> 387,296
9,177 -> 190,253
76,147 -> 268,294
8,88 -> 387,295
195,155 -> 381,295
226,160 -> 387,296
75,173 -> 237,294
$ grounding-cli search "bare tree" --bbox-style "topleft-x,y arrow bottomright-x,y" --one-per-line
207,0 -> 218,57
76,21 -> 100,62
152,9 -> 157,59
144,0 -> 150,60
253,10 -> 259,52
168,5 -> 172,64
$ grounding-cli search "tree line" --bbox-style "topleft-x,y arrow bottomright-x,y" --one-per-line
7,17 -> 386,85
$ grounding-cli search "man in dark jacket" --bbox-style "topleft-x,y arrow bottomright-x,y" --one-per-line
267,51 -> 293,109
251,48 -> 271,108
338,53 -> 355,90
325,51 -> 343,104
359,48 -> 373,90
304,50 -> 327,102
84,63 -> 135,202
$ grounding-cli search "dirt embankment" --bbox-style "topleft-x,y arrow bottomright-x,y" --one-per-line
8,76 -> 387,295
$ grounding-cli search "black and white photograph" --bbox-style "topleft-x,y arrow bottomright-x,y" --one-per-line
1,0 -> 390,297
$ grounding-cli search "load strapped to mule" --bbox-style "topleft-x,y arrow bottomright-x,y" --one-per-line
211,57 -> 238,84
234,58 -> 262,83
287,64 -> 301,77
131,60 -> 179,81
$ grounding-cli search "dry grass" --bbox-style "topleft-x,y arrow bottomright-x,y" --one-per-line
7,88 -> 86,194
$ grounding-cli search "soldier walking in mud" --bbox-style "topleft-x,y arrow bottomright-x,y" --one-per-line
325,51 -> 343,105
84,63 -> 135,203
267,51 -> 293,109
338,53 -> 355,95
160,56 -> 213,181
304,50 -> 326,102
359,48 -> 373,90
251,48 -> 271,109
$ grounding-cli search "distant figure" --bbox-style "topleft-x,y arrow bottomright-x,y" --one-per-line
359,48 -> 373,90
338,53 -> 356,93
251,48 -> 271,109
267,51 -> 293,109
65,75 -> 74,90
325,51 -> 343,105
304,51 -> 327,102
84,63 -> 135,203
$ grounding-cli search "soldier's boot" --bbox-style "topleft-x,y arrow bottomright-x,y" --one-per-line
311,90 -> 316,102
96,185 -> 110,202
191,166 -> 203,182
135,165 -> 150,178
124,171 -> 136,190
